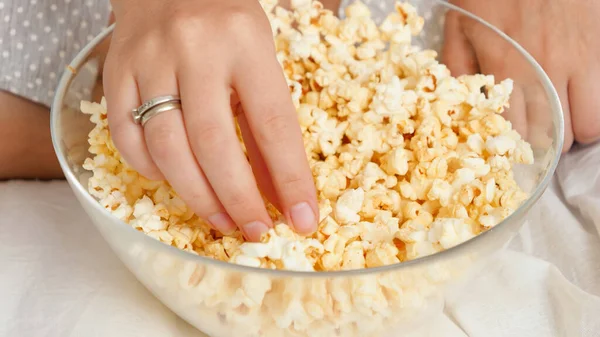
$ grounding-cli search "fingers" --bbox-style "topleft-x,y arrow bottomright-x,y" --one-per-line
526,69 -> 574,152
234,53 -> 318,235
137,71 -> 237,235
234,92 -> 281,209
471,40 -> 529,139
450,6 -> 577,152
569,70 -> 600,145
180,70 -> 273,242
102,59 -> 162,180
551,79 -> 573,152
521,77 -> 559,150
442,11 -> 479,76
237,110 -> 282,211
505,84 -> 528,140
442,10 -> 527,134
455,15 -> 531,142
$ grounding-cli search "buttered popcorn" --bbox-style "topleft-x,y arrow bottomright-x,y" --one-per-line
82,0 -> 533,274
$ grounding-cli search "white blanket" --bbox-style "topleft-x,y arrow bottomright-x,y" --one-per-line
1,143 -> 599,337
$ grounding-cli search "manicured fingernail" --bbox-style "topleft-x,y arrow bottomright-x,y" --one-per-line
290,202 -> 316,234
242,221 -> 269,242
208,213 -> 237,235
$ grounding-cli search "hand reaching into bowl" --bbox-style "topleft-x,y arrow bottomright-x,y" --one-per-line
101,0 -> 599,242
0,0 -> 595,180
443,0 -> 600,152
103,0 -> 321,241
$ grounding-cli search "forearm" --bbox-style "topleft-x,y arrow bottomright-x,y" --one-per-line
0,91 -> 62,180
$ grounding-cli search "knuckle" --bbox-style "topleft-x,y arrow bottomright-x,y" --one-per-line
225,8 -> 261,33
134,34 -> 161,53
224,7 -> 272,46
167,6 -> 267,43
220,188 -> 252,210
255,113 -> 294,144
276,172 -> 313,191
186,192 -> 221,216
146,123 -> 179,161
191,124 -> 228,153
168,15 -> 206,43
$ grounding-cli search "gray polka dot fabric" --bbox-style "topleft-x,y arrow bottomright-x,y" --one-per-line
0,0 -> 110,107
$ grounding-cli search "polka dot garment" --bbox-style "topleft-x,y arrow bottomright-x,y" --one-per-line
0,0 -> 110,107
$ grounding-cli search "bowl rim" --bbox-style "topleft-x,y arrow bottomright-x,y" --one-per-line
51,0 -> 564,277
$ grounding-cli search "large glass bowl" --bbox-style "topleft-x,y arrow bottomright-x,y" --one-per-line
50,1 -> 563,336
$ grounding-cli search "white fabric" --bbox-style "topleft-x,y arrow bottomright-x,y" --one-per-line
1,143 -> 600,337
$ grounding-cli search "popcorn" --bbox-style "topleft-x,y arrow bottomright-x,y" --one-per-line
342,241 -> 366,269
453,168 -> 476,188
428,218 -> 476,250
371,76 -> 418,119
236,224 -> 325,271
486,134 -> 517,155
131,196 -> 168,232
354,162 -> 389,190
80,2 -> 534,336
427,179 -> 453,206
466,133 -> 485,154
381,148 -> 411,176
460,157 -> 491,177
334,188 -> 365,225
99,191 -> 133,221
365,243 -> 400,268
478,207 -> 506,228
512,139 -> 535,164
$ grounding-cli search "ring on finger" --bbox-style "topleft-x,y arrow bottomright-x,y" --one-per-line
140,101 -> 182,126
132,95 -> 181,124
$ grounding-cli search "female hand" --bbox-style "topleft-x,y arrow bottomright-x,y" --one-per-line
103,0 -> 318,241
443,0 -> 600,152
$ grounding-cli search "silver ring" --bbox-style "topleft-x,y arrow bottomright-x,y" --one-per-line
140,101 -> 182,126
132,95 -> 181,124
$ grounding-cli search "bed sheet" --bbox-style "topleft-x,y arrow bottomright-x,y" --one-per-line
1,143 -> 599,337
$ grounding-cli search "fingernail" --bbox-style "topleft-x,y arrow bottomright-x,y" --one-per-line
208,213 -> 237,235
242,221 -> 270,242
290,202 -> 316,235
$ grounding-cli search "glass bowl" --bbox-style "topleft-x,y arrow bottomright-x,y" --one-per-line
50,1 -> 563,336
